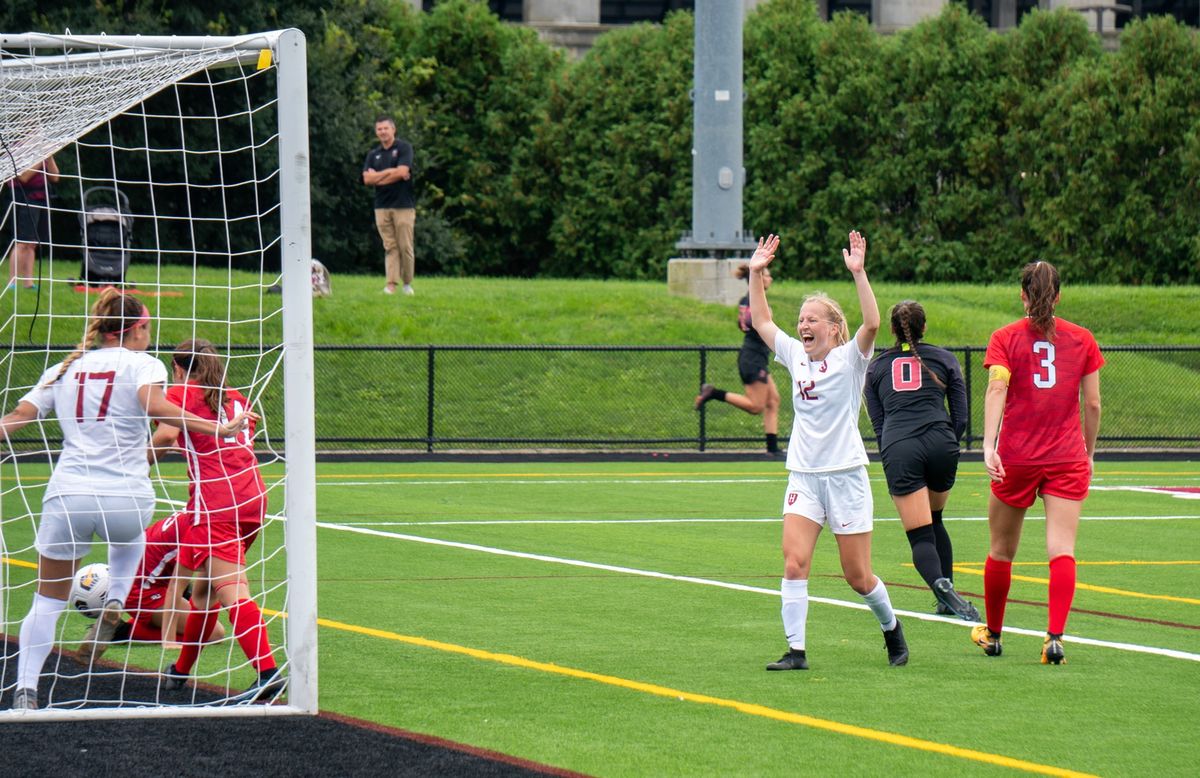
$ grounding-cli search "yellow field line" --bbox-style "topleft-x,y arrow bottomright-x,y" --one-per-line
313,614 -> 1093,777
1,556 -> 37,570
952,567 -> 1200,605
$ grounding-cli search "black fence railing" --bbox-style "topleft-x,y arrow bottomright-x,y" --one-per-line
3,344 -> 1197,453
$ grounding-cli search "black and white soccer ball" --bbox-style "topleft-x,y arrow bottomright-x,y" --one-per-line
70,563 -> 110,619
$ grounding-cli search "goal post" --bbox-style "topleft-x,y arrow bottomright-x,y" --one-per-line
0,29 -> 316,718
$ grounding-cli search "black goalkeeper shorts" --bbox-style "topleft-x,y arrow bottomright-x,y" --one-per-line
880,425 -> 960,496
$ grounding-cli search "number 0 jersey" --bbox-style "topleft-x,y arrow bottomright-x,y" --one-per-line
21,347 -> 168,500
984,317 -> 1104,465
774,332 -> 870,473
865,343 -> 968,451
166,381 -> 265,518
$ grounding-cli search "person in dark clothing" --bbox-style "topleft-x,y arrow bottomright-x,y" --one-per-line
693,264 -> 782,455
866,300 -> 979,621
8,154 -> 59,290
362,117 -> 415,295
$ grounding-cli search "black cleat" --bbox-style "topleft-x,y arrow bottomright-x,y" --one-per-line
883,620 -> 909,666
11,688 -> 38,710
694,383 -> 717,410
1041,633 -> 1066,665
933,577 -> 981,622
971,624 -> 1003,657
229,667 -> 287,704
934,601 -> 954,616
766,648 -> 809,671
161,663 -> 190,691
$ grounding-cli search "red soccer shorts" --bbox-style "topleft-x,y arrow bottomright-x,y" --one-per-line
178,496 -> 266,570
991,459 -> 1091,509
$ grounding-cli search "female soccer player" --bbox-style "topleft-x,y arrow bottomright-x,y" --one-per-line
150,339 -> 281,702
747,232 -> 908,671
0,290 -> 250,710
866,300 -> 978,621
972,260 -> 1103,664
694,264 -> 782,456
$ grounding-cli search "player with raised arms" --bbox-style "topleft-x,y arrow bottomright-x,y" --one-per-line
748,231 -> 908,671
0,289 -> 251,710
866,300 -> 979,621
150,339 -> 282,702
973,260 -> 1103,664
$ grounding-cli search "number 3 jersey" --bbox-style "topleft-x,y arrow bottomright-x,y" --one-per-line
984,317 -> 1104,465
166,380 -> 265,519
22,347 -> 168,500
865,343 -> 968,451
774,332 -> 871,473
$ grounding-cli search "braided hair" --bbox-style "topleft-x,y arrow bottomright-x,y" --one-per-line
172,339 -> 227,415
1021,260 -> 1060,341
889,300 -> 945,389
44,288 -> 147,387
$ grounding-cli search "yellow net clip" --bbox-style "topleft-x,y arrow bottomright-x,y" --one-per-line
256,49 -> 273,70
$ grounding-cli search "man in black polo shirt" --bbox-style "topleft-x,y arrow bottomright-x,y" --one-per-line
362,116 -> 415,295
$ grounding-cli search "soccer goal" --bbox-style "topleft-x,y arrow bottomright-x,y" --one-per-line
0,30 -> 316,719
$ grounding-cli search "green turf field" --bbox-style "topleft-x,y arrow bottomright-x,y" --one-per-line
4,458 -> 1198,774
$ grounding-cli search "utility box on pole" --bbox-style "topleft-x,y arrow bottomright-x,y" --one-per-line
667,0 -> 757,306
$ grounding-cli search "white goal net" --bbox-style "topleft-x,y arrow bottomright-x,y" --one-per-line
0,30 -> 316,719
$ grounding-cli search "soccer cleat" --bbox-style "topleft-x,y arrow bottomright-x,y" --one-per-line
230,667 -> 287,704
934,601 -> 954,616
932,578 -> 981,622
694,383 -> 716,410
161,663 -> 190,691
1041,633 -> 1066,665
882,620 -> 909,666
970,624 -> 1003,657
11,688 -> 38,710
77,599 -> 123,661
766,648 -> 809,671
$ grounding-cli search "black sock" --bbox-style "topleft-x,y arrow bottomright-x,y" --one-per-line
113,619 -> 132,643
905,524 -> 943,589
711,388 -> 727,403
931,510 -> 953,579
766,433 -> 779,453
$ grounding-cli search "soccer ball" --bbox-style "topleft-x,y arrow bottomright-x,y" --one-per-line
70,563 -> 110,619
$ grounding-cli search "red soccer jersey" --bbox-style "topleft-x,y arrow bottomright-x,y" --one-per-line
125,514 -> 185,613
166,381 -> 266,519
984,317 -> 1104,465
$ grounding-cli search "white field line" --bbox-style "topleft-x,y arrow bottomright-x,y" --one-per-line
334,515 -> 1199,527
316,521 -> 1200,664
1091,485 -> 1200,500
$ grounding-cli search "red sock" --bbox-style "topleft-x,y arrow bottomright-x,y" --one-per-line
1047,555 -> 1077,635
128,616 -> 163,642
175,604 -> 221,674
229,598 -> 276,672
984,556 -> 1013,634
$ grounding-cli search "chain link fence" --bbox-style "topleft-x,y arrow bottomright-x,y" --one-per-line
2,344 -> 1196,454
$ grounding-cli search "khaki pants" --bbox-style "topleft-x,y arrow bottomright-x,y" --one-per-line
374,208 -> 416,286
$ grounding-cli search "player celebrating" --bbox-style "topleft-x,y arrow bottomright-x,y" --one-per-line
973,261 -> 1103,664
747,232 -> 908,671
150,339 -> 282,702
0,290 -> 250,710
866,300 -> 978,621
693,264 -> 783,456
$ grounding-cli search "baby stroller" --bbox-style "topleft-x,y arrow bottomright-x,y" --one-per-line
78,187 -> 133,285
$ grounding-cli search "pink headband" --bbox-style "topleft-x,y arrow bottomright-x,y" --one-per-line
115,305 -> 151,334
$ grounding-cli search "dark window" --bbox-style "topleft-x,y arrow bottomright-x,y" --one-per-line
827,0 -> 872,23
600,1 -> 695,25
1120,0 -> 1200,27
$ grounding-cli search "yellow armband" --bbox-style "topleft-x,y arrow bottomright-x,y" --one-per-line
988,365 -> 1011,385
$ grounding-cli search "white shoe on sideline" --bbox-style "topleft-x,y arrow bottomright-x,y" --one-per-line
383,285 -> 396,295
402,284 -> 414,296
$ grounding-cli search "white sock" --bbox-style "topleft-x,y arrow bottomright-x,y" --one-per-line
18,592 -> 68,691
781,578 -> 809,650
106,533 -> 146,606
861,577 -> 897,631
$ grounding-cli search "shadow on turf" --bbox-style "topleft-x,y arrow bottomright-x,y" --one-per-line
1,637 -> 585,777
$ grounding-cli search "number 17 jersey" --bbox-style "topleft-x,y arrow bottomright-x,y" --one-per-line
984,317 -> 1104,465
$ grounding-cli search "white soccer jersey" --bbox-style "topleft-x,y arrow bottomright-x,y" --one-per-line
774,332 -> 870,473
22,347 -> 168,500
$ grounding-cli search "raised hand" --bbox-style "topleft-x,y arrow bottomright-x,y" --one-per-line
749,234 -> 780,272
842,230 -> 866,274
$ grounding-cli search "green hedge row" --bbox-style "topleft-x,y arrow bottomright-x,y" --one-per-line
7,0 -> 1199,283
